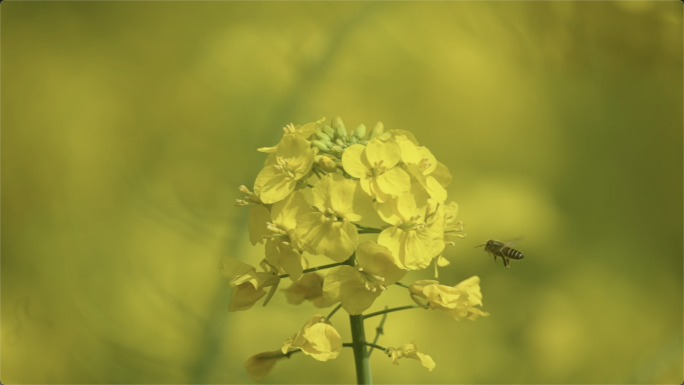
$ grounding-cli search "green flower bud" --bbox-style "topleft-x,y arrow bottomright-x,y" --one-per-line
332,145 -> 343,154
369,122 -> 384,139
349,136 -> 358,144
353,124 -> 366,140
318,156 -> 338,173
312,140 -> 330,152
322,125 -> 336,138
315,131 -> 332,142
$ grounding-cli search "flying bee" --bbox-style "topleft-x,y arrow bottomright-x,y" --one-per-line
475,239 -> 524,268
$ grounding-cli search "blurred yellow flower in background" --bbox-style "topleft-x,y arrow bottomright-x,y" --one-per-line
219,257 -> 280,311
244,350 -> 289,382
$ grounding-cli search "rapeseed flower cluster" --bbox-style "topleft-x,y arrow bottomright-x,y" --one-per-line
224,117 -> 488,382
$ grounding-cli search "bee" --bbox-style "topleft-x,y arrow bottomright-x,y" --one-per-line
475,239 -> 524,268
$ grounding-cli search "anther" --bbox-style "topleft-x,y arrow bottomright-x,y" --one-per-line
358,267 -> 364,272
239,185 -> 251,194
371,287 -> 377,292
379,285 -> 387,291
410,214 -> 422,222
372,275 -> 385,281
286,171 -> 295,179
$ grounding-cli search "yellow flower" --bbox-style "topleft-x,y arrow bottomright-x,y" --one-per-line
295,173 -> 372,262
282,314 -> 342,362
376,194 -> 445,270
386,341 -> 435,371
342,137 -> 411,203
282,273 -> 335,308
243,350 -> 288,382
322,241 -> 406,315
432,201 -> 465,277
409,276 -> 489,321
254,134 -> 318,204
395,135 -> 451,204
219,257 -> 280,312
264,191 -> 312,281
257,118 -> 326,153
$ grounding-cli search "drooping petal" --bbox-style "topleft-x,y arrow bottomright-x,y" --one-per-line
282,273 -> 327,306
244,351 -> 287,382
386,341 -> 435,371
279,243 -> 304,281
229,283 -> 266,312
219,256 -> 256,283
302,322 -> 343,361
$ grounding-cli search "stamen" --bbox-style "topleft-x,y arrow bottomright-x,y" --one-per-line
410,214 -> 422,222
358,267 -> 364,272
372,274 -> 385,281
371,287 -> 377,292
235,199 -> 249,206
286,171 -> 295,179
379,285 -> 387,291
239,185 -> 251,195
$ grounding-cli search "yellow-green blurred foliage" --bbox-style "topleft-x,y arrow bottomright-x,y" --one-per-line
2,1 -> 681,384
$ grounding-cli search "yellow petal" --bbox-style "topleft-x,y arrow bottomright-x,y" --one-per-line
431,161 -> 452,188
302,322 -> 342,360
218,256 -> 256,282
279,243 -> 304,281
255,166 -> 297,204
378,227 -> 433,270
355,241 -> 406,285
341,144 -> 370,178
322,266 -> 381,315
282,273 -> 325,305
329,175 -> 372,221
388,129 -> 419,145
276,134 -> 311,160
375,167 -> 411,198
296,213 -> 358,262
425,176 -> 447,204
366,138 -> 401,168
271,191 -> 312,233
229,283 -> 266,312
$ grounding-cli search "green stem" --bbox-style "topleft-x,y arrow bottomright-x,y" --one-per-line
279,262 -> 345,279
326,303 -> 343,320
363,342 -> 387,352
367,307 -> 388,357
354,223 -> 383,234
394,281 -> 410,289
363,305 -> 421,319
350,314 -> 372,384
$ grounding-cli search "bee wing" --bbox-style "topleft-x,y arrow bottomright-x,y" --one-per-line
503,237 -> 524,247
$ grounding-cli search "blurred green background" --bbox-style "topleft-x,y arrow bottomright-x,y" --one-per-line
2,1 -> 682,384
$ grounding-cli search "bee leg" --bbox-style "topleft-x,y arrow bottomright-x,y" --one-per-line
503,257 -> 510,269
492,254 -> 497,263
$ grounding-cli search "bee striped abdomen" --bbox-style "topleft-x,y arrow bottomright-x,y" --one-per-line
502,247 -> 524,260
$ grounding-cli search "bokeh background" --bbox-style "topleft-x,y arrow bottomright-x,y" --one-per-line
2,1 -> 682,384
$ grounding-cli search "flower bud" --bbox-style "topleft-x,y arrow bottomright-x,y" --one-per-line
369,122 -> 384,139
322,125 -> 336,138
332,117 -> 347,140
312,140 -> 330,152
319,156 -> 338,173
332,145 -> 343,154
353,124 -> 367,140
315,131 -> 332,143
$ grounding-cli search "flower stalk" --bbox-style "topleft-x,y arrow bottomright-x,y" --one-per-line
349,314 -> 373,384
